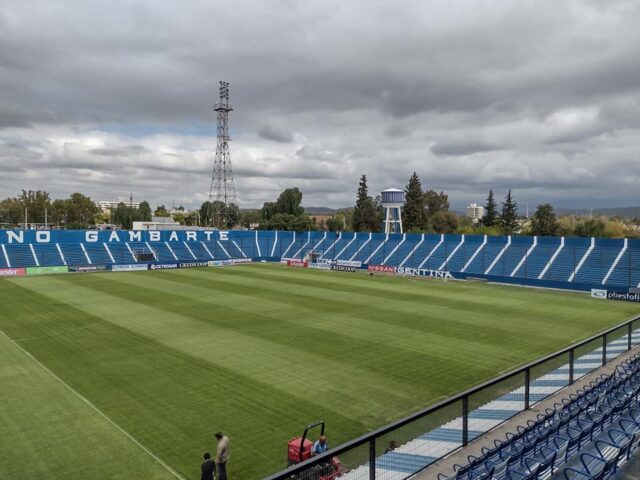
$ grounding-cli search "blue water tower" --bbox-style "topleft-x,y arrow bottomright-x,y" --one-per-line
381,188 -> 404,234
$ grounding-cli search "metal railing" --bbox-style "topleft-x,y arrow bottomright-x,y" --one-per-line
263,315 -> 640,480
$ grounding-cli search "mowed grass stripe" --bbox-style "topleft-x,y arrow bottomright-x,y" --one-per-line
1,266 -> 638,480
0,325 -> 178,480
0,280 -> 365,480
157,266 -> 630,361
178,265 -> 622,345
30,273 -> 437,414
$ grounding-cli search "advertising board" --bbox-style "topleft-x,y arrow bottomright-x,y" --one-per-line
26,266 -> 69,276
334,260 -> 362,268
331,264 -> 356,272
111,264 -> 149,272
607,291 -> 640,303
70,265 -> 107,272
590,289 -> 607,299
309,263 -> 331,270
178,261 -> 208,268
150,263 -> 179,270
286,259 -> 308,268
368,265 -> 395,273
0,268 -> 26,277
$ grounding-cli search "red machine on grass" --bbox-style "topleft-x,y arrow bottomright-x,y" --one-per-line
287,421 -> 347,480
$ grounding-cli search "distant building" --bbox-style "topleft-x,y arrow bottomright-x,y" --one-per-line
132,216 -> 180,230
96,199 -> 140,212
312,214 -> 334,228
467,203 -> 485,224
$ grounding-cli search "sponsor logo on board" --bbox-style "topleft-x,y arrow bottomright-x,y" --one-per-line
334,260 -> 362,268
368,265 -> 395,273
590,289 -> 607,299
309,262 -> 331,270
395,266 -> 454,279
178,261 -> 209,268
607,291 -> 640,303
26,266 -> 69,276
331,264 -> 356,272
150,263 -> 178,270
230,258 -> 253,264
70,265 -> 107,272
286,259 -> 308,268
0,267 -> 26,277
367,264 -> 454,279
111,264 -> 149,272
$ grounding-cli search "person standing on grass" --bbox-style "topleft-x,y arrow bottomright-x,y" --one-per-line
214,432 -> 230,480
201,452 -> 215,480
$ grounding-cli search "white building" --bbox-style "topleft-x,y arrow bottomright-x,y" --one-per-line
132,216 -> 180,231
467,203 -> 485,223
96,199 -> 140,212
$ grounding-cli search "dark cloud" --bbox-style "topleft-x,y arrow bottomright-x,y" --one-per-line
90,145 -> 149,156
1,0 -> 640,209
257,125 -> 293,143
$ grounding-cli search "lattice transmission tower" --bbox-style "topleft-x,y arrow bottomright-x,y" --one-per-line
208,81 -> 238,228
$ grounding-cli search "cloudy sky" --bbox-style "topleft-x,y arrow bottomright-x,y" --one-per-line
1,0 -> 639,211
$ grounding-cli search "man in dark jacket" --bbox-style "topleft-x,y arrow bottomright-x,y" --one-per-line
201,452 -> 215,480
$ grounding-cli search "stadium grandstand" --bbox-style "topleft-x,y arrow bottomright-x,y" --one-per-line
1,230 -> 639,292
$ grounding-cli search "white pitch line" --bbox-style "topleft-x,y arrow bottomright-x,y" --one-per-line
0,328 -> 186,480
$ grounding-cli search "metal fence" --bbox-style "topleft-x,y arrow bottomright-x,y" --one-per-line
263,315 -> 640,480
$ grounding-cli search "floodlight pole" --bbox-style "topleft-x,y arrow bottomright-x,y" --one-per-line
208,81 -> 238,228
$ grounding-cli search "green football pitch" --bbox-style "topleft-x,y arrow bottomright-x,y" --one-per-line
1,264 -> 638,480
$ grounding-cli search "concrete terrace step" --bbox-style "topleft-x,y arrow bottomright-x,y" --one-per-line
338,330 -> 640,480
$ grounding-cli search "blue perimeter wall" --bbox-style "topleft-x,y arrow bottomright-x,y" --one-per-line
0,230 -> 638,295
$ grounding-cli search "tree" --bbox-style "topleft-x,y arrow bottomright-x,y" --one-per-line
574,218 -> 606,237
199,201 -> 213,226
403,172 -> 427,231
352,175 -> 379,232
430,211 -> 459,234
19,190 -> 51,225
261,202 -> 277,221
0,197 -> 24,226
240,210 -> 263,229
530,204 -> 558,236
138,201 -> 152,221
258,188 -> 316,231
500,189 -> 519,235
325,214 -> 346,232
274,188 -> 304,216
483,189 -> 498,227
424,190 -> 449,218
112,202 -> 132,229
154,205 -> 169,217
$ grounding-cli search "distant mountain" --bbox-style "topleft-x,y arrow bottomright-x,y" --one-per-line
556,206 -> 640,219
303,206 -> 352,215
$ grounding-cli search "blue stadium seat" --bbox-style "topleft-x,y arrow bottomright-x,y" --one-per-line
465,236 -> 509,275
574,240 -> 622,286
335,233 -> 366,261
545,238 -> 590,283
82,243 -> 112,265
169,242 -> 197,261
58,243 -> 89,266
32,243 -> 65,266
444,235 -> 484,272
107,243 -> 136,263
320,232 -> 352,260
5,244 -> 39,267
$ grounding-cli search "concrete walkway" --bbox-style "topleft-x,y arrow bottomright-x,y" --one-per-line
338,331 -> 640,480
